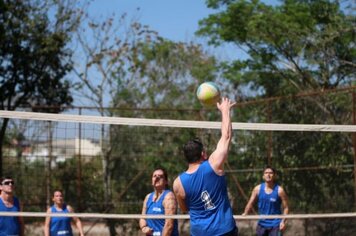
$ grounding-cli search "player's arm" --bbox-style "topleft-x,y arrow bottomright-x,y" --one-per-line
140,194 -> 153,235
173,177 -> 188,213
44,207 -> 51,236
162,192 -> 177,236
67,205 -> 84,236
209,97 -> 236,174
279,186 -> 289,231
242,185 -> 260,215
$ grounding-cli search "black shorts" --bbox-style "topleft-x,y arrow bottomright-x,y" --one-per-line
221,227 -> 239,236
256,224 -> 281,236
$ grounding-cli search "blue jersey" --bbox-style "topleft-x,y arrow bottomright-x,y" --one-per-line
49,204 -> 73,236
258,183 -> 282,228
146,190 -> 179,236
179,161 -> 236,236
0,196 -> 21,236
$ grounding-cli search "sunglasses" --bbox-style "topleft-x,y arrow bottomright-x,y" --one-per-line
1,181 -> 15,186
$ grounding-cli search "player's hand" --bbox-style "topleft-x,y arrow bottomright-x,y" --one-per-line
217,97 -> 236,111
279,221 -> 287,231
142,226 -> 153,234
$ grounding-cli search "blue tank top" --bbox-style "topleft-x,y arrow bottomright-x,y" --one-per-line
146,190 -> 179,236
49,204 -> 73,236
0,196 -> 21,236
258,183 -> 282,227
179,161 -> 236,236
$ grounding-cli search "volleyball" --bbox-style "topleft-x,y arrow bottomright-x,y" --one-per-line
196,82 -> 220,106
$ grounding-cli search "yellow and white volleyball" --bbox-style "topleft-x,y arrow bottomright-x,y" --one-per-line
196,82 -> 220,106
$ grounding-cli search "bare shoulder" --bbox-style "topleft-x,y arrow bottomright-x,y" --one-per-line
144,193 -> 151,200
46,207 -> 52,213
165,191 -> 176,200
66,204 -> 74,212
278,185 -> 287,195
173,177 -> 181,192
254,184 -> 261,192
173,177 -> 185,198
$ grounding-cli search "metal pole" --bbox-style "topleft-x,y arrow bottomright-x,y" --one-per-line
267,101 -> 273,166
352,91 -> 356,210
77,108 -> 82,211
46,121 -> 53,208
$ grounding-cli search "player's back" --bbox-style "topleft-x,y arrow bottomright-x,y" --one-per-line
179,161 -> 236,235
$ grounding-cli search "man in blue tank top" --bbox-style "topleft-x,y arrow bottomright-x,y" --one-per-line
0,176 -> 24,236
173,97 -> 238,236
140,168 -> 179,236
242,166 -> 289,236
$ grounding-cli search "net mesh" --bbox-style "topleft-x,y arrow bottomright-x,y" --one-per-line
0,89 -> 355,235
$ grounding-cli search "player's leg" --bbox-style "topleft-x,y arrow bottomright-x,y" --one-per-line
268,226 -> 282,236
256,224 -> 268,236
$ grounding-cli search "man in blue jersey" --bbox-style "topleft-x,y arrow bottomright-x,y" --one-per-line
140,168 -> 179,236
173,97 -> 238,236
242,166 -> 289,236
0,176 -> 24,236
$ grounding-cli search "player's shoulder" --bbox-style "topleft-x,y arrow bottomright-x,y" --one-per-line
46,207 -> 52,213
164,191 -> 176,199
255,184 -> 262,191
277,185 -> 286,193
144,192 -> 152,201
173,176 -> 182,188
66,204 -> 74,211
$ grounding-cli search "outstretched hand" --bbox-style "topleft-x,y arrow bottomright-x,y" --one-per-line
217,97 -> 236,111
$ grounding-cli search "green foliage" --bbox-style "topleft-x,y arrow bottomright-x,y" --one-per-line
198,0 -> 355,96
0,0 -> 78,111
196,1 -> 355,233
113,39 -> 219,110
0,0 -> 80,174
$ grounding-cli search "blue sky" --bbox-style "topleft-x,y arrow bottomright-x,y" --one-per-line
87,0 -> 280,61
88,1 -> 281,42
89,0 -> 216,42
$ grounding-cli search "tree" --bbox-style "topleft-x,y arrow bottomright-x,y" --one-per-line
197,0 -> 355,96
0,0 -> 81,175
73,9 -> 220,234
72,12 -> 160,235
196,0 -> 356,233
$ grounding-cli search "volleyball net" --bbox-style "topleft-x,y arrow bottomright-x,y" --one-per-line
0,107 -> 355,235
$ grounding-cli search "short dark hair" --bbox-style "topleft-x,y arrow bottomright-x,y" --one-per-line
183,138 -> 204,163
263,165 -> 277,174
0,176 -> 13,184
52,189 -> 64,197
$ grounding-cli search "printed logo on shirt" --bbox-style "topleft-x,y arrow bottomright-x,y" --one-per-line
57,230 -> 70,235
201,190 -> 216,210
153,232 -> 161,236
270,198 -> 277,202
152,207 -> 162,212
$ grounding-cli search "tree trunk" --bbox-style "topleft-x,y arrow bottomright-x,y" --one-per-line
0,118 -> 10,176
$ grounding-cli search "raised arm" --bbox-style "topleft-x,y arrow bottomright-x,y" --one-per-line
162,192 -> 177,236
242,185 -> 260,215
278,186 -> 289,231
209,97 -> 236,173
